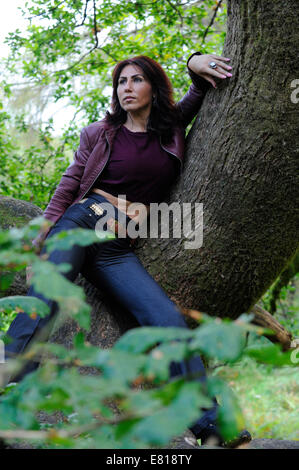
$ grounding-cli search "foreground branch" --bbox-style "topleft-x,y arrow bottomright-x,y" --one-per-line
180,304 -> 293,352
0,412 -> 134,442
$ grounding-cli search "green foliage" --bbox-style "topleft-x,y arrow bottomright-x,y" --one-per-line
0,110 -> 76,210
244,342 -> 296,367
213,355 -> 299,441
262,273 -> 299,337
0,296 -> 50,319
207,376 -> 245,441
1,0 -> 227,208
0,220 -> 297,449
189,321 -> 247,362
261,249 -> 299,337
0,218 -> 112,331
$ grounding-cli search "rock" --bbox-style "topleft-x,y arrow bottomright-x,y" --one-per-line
163,430 -> 200,449
247,438 -> 299,449
168,436 -> 299,450
0,196 -> 43,231
6,435 -> 299,450
0,196 -> 43,298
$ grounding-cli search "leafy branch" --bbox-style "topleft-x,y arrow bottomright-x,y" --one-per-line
201,0 -> 224,45
0,221 -> 296,449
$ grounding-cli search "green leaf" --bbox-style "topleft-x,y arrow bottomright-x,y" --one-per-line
120,389 -> 164,416
47,434 -> 75,448
36,342 -> 73,362
59,296 -> 91,331
235,313 -> 255,323
129,381 -> 212,445
143,342 -> 189,382
30,259 -> 84,300
190,322 -> 246,362
0,272 -> 15,291
28,259 -> 92,330
114,417 -> 143,440
114,327 -> 194,354
73,331 -> 85,349
45,228 -> 114,253
94,349 -> 147,384
37,387 -> 72,413
244,343 -> 297,366
207,377 -> 245,441
0,251 -> 35,268
0,295 -> 50,317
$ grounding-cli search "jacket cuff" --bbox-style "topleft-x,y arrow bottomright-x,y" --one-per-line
187,51 -> 211,93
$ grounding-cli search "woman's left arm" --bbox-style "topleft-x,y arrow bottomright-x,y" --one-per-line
176,52 -> 232,128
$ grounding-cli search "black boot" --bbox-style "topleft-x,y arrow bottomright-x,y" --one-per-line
198,424 -> 252,448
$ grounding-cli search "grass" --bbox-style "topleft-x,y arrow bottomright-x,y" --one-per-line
209,274 -> 299,442
210,353 -> 299,441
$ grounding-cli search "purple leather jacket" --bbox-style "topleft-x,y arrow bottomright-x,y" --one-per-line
38,55 -> 210,242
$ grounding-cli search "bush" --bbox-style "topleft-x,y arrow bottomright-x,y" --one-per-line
0,220 -> 296,448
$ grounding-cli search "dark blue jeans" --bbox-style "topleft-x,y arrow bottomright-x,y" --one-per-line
5,193 -> 218,437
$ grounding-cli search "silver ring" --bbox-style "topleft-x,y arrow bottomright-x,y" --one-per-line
209,61 -> 217,69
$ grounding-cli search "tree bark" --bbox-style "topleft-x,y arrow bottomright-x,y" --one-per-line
136,0 -> 299,319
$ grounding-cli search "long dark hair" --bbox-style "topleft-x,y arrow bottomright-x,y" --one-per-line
105,56 -> 180,142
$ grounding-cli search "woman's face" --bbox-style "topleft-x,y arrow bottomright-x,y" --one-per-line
117,64 -> 153,114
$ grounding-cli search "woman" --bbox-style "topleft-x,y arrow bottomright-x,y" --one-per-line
4,52 -> 251,447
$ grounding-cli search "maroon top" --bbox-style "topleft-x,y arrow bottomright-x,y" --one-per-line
93,125 -> 180,205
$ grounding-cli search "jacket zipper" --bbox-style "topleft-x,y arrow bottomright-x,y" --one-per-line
159,136 -> 183,171
80,130 -> 111,200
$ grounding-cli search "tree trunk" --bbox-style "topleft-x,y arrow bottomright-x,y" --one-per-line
136,0 -> 299,319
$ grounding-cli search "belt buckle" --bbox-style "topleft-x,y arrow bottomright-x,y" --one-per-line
89,202 -> 104,216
